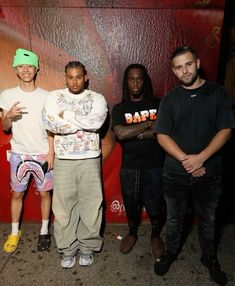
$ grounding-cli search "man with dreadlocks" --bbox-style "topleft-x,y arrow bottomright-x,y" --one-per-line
112,64 -> 165,258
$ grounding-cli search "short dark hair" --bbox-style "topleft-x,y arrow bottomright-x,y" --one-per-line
122,63 -> 153,104
65,61 -> 87,75
171,46 -> 198,61
64,61 -> 89,88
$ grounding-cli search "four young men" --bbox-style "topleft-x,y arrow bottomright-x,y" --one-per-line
0,46 -> 233,285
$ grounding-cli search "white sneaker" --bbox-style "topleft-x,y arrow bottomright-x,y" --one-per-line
61,256 -> 76,268
79,251 -> 94,266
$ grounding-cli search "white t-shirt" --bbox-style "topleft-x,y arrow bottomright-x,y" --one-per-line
0,86 -> 49,155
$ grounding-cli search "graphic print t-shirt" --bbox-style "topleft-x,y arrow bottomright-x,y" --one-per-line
112,98 -> 165,169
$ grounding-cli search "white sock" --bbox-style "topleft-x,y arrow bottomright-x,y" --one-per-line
11,222 -> 19,235
40,220 -> 49,235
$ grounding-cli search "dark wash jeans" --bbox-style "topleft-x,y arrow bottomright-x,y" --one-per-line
120,167 -> 163,223
163,173 -> 222,256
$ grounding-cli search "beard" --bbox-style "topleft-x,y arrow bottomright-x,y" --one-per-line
179,70 -> 199,87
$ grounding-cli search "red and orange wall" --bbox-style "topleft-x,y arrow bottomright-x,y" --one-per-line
0,0 -> 226,223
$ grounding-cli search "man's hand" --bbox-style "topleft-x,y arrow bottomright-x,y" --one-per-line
182,154 -> 205,174
191,167 -> 206,177
59,111 -> 64,119
6,101 -> 26,120
46,152 -> 54,171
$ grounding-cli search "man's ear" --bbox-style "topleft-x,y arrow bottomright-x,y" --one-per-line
196,58 -> 200,70
172,67 -> 177,77
84,74 -> 88,82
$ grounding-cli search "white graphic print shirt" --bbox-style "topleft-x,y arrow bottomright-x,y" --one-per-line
42,88 -> 108,159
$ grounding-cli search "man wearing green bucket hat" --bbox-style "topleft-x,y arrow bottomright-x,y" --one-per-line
0,48 -> 54,253
12,48 -> 39,69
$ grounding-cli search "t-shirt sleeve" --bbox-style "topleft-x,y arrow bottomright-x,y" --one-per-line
111,104 -> 125,128
216,88 -> 235,130
153,94 -> 173,135
0,92 -> 10,111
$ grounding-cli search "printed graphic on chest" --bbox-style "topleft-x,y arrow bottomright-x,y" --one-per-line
57,93 -> 93,115
125,109 -> 157,124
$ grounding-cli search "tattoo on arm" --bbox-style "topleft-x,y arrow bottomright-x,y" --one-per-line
113,121 -> 149,140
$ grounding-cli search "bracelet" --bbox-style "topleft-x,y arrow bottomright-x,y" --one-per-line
145,121 -> 151,129
137,133 -> 144,140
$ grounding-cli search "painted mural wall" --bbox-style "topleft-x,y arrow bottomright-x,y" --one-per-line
0,0 -> 225,222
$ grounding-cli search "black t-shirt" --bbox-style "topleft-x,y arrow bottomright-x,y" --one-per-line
112,97 -> 165,169
154,81 -> 235,176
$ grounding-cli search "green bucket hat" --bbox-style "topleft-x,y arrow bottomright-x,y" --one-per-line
12,48 -> 39,68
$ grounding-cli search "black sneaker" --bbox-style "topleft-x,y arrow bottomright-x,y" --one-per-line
200,255 -> 228,286
154,249 -> 176,276
37,234 -> 51,251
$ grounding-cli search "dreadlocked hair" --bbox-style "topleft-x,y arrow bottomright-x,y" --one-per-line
122,63 -> 154,104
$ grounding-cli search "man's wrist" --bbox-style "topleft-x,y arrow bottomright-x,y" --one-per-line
145,121 -> 153,129
6,112 -> 13,119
